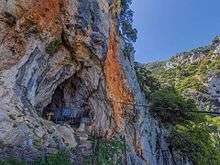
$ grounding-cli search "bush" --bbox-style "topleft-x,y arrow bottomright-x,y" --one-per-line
136,67 -> 160,96
176,76 -> 207,93
35,151 -> 71,165
84,137 -> 125,165
0,151 -> 71,165
169,124 -> 220,165
0,158 -> 27,165
208,56 -> 220,71
121,21 -> 137,42
123,42 -> 135,58
149,87 -> 201,124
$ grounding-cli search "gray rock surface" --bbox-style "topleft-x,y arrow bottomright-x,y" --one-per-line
208,73 -> 220,111
0,0 -> 181,164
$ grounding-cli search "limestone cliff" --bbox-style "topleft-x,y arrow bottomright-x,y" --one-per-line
0,0 -> 175,164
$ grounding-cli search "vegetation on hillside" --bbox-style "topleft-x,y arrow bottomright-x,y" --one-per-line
149,87 -> 204,125
0,151 -> 71,165
84,136 -> 125,165
136,50 -> 220,164
150,51 -> 220,93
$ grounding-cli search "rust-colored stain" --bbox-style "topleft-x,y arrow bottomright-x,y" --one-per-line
104,24 -> 134,130
0,0 -> 64,70
0,29 -> 26,70
21,0 -> 62,35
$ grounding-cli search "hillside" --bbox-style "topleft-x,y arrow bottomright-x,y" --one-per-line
135,37 -> 220,165
139,36 -> 220,112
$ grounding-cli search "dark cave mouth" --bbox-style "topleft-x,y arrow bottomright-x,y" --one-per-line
42,76 -> 93,128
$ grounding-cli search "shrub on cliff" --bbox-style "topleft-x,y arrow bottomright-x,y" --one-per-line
135,67 -> 160,96
0,151 -> 71,165
120,0 -> 137,58
169,124 -> 220,165
35,151 -> 71,165
0,158 -> 27,165
84,136 -> 125,165
149,87 -> 201,124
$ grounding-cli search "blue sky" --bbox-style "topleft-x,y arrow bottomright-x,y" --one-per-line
132,0 -> 220,63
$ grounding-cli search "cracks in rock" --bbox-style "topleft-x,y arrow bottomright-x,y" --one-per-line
61,30 -> 76,62
0,12 -> 17,27
0,31 -> 9,47
15,47 -> 43,116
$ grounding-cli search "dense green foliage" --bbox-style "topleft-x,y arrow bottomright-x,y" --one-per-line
0,151 -> 71,165
169,124 -> 220,165
136,51 -> 220,164
0,158 -> 27,165
84,137 -> 125,165
120,0 -> 137,58
120,0 -> 137,42
149,87 -> 204,125
35,151 -> 71,165
135,66 -> 160,96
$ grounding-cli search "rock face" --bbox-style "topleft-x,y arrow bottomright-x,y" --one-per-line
0,0 -> 176,164
208,73 -> 220,111
167,37 -> 220,67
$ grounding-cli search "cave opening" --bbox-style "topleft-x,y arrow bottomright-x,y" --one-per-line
42,76 -> 93,129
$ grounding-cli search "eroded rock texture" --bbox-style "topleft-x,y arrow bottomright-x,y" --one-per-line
208,73 -> 220,111
0,0 -> 176,164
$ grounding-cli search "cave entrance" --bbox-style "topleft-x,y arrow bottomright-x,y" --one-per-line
42,76 -> 92,129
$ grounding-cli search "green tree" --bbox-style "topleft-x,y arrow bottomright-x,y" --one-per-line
120,0 -> 137,57
149,87 -> 201,124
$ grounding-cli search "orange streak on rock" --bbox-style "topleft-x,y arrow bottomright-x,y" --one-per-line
104,24 -> 133,130
22,0 -> 62,35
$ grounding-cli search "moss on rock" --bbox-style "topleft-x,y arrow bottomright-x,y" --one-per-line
46,38 -> 62,55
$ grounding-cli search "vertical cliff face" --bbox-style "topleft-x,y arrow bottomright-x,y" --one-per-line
104,23 -> 134,131
0,0 -> 176,164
